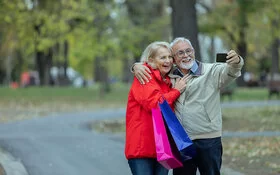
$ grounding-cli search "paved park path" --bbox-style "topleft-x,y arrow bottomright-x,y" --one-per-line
0,100 -> 279,175
0,109 -> 130,175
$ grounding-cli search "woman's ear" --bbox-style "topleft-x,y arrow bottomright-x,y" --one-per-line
148,57 -> 153,63
147,57 -> 156,69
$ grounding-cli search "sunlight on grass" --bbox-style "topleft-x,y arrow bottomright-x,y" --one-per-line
222,106 -> 280,131
233,87 -> 270,101
223,137 -> 280,175
89,118 -> 125,133
0,86 -> 277,125
0,83 -> 130,122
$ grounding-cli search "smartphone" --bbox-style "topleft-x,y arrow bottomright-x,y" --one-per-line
216,53 -> 228,62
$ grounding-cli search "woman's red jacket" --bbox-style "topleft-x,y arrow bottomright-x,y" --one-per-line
125,66 -> 180,159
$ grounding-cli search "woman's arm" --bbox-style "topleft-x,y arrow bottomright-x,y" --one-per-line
131,75 -> 188,111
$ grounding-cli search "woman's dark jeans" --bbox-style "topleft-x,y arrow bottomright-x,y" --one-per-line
128,158 -> 168,175
173,137 -> 223,175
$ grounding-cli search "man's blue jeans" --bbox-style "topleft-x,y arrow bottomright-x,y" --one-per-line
173,137 -> 223,175
128,158 -> 168,175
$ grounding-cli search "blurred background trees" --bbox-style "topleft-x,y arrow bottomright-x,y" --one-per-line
0,0 -> 279,89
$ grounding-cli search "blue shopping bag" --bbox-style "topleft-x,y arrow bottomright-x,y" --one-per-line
159,99 -> 196,161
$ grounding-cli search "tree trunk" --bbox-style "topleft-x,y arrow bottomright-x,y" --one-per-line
94,56 -> 102,82
271,38 -> 279,80
100,66 -> 110,95
44,47 -> 53,85
63,40 -> 69,78
271,18 -> 279,79
53,42 -> 60,66
236,29 -> 247,86
209,37 -> 215,63
15,50 -> 24,82
93,56 -> 110,97
170,0 -> 201,60
56,40 -> 70,86
34,22 -> 45,86
5,54 -> 12,85
36,51 -> 45,86
122,58 -> 134,83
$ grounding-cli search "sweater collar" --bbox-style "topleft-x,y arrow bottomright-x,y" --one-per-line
145,63 -> 171,85
172,61 -> 202,77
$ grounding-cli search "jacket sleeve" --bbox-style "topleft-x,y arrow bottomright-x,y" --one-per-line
212,57 -> 244,89
131,76 -> 180,111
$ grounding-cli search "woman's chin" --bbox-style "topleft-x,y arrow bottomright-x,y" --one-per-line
160,69 -> 170,76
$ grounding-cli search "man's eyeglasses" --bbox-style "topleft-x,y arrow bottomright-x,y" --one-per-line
175,48 -> 193,58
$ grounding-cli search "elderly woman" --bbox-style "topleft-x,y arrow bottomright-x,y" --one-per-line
125,41 -> 188,175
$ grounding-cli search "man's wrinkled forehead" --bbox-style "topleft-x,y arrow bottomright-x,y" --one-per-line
172,41 -> 192,53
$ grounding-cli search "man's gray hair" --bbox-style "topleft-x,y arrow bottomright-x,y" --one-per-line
170,37 -> 193,48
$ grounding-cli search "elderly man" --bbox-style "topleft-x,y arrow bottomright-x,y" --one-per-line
132,37 -> 244,175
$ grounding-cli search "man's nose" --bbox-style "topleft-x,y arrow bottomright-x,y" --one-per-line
183,51 -> 189,56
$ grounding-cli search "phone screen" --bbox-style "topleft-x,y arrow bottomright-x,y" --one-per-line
216,53 -> 227,62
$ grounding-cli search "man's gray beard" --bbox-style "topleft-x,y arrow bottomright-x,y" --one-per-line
179,59 -> 194,70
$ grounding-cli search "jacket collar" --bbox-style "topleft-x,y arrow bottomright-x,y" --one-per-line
170,60 -> 202,77
145,63 -> 172,85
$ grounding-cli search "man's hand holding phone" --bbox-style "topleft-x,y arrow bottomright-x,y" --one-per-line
216,53 -> 227,62
216,50 -> 240,64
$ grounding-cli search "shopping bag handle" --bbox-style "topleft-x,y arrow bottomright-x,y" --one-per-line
158,95 -> 166,104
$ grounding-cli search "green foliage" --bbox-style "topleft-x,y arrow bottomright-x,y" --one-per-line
198,0 -> 280,73
1,0 -> 278,82
123,0 -> 171,60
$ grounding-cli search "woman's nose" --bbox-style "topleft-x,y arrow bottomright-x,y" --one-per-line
165,58 -> 171,63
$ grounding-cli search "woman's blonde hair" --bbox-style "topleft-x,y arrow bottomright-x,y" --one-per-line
140,41 -> 172,68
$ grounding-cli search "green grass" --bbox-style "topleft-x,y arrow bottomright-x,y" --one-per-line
222,106 -> 280,131
223,137 -> 280,175
0,86 -> 275,102
0,85 -> 278,123
231,87 -> 274,101
220,87 -> 279,101
0,83 -> 130,122
0,83 -> 130,102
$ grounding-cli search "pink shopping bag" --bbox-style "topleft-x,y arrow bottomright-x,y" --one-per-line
152,107 -> 183,169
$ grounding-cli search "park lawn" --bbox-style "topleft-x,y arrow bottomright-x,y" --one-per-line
230,87 -> 273,101
222,106 -> 280,132
222,106 -> 280,175
223,137 -> 280,175
0,85 -> 277,123
0,83 -> 129,122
